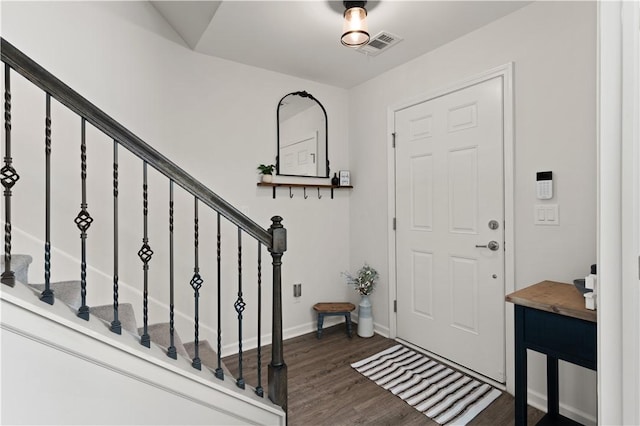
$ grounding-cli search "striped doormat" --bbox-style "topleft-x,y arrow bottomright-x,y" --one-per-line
351,344 -> 501,425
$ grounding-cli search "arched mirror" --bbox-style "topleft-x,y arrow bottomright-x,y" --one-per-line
277,91 -> 328,177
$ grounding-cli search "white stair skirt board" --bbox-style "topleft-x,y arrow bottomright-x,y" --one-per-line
1,280 -> 285,426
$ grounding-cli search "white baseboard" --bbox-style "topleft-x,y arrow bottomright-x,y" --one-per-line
221,316 -> 348,358
373,322 -> 390,337
527,388 -> 597,426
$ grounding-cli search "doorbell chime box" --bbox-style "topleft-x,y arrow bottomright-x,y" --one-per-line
536,171 -> 553,200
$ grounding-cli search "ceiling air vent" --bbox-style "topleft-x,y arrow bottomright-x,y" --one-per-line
356,31 -> 403,56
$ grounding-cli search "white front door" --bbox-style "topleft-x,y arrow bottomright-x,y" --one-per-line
395,76 -> 505,382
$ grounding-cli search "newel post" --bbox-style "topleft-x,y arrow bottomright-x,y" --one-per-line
268,216 -> 287,413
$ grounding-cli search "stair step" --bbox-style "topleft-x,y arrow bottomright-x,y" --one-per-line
0,254 -> 33,284
30,280 -> 81,310
184,340 -> 232,377
90,303 -> 138,335
7,254 -> 240,388
139,322 -> 189,358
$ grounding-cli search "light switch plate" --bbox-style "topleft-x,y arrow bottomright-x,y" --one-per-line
534,204 -> 559,225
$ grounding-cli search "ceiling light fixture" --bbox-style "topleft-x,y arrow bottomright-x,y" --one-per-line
341,1 -> 369,47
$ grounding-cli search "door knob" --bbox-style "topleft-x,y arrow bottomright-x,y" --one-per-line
475,241 -> 500,251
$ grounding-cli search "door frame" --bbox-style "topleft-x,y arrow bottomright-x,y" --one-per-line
597,1 -> 640,424
386,63 -> 515,389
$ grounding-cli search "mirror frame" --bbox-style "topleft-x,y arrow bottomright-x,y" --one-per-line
276,91 -> 329,178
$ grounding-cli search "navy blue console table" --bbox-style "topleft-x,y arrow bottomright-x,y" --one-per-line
506,281 -> 597,426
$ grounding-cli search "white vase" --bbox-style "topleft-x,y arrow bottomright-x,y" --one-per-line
358,295 -> 374,338
261,174 -> 273,183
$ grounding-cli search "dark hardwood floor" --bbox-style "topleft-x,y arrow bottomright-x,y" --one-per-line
223,324 -> 544,425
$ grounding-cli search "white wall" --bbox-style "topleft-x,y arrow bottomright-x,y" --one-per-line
348,1 -> 597,423
1,1 -> 352,352
2,0 -> 603,423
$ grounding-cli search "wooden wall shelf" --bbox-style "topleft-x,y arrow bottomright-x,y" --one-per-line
257,182 -> 353,199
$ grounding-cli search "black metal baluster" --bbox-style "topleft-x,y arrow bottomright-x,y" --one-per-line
40,93 -> 53,304
190,197 -> 203,370
110,141 -> 121,334
75,118 -> 92,320
1,64 -> 19,287
255,241 -> 263,397
138,161 -> 152,347
235,226 -> 246,389
167,180 -> 177,359
214,212 -> 224,379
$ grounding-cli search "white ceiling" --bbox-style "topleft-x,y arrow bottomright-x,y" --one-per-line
150,1 -> 532,89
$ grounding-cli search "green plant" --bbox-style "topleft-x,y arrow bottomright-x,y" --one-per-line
257,164 -> 276,175
343,263 -> 378,296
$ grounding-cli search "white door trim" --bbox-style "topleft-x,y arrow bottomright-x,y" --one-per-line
620,3 -> 640,424
386,63 -> 516,391
620,2 -> 640,424
598,1 -> 640,424
597,2 -> 623,425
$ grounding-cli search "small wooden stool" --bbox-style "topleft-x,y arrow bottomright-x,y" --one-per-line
313,302 -> 356,339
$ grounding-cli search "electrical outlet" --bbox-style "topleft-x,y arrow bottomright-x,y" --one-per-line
293,283 -> 302,298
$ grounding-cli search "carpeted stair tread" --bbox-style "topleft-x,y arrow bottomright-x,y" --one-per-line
30,280 -> 81,310
90,303 -> 138,334
184,340 -> 232,377
139,322 -> 189,358
0,254 -> 33,284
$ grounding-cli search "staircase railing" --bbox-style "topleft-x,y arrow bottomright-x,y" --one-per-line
0,37 -> 287,413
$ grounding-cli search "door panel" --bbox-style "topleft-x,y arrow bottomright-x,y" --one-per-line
411,154 -> 433,230
449,147 -> 478,233
395,76 -> 505,382
412,251 -> 434,318
449,256 -> 478,333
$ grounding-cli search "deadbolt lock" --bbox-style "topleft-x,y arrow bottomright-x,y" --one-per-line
488,220 -> 500,230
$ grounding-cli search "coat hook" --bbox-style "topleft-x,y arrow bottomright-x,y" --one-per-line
289,187 -> 294,198
304,187 -> 309,199
317,187 -> 322,199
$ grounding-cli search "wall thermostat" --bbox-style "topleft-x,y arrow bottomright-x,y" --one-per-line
536,171 -> 553,200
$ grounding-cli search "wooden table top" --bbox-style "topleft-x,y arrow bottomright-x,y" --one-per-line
313,302 -> 356,313
505,280 -> 597,323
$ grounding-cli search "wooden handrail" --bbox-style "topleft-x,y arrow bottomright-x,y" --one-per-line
0,38 -> 271,246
